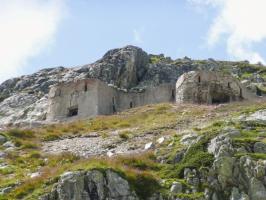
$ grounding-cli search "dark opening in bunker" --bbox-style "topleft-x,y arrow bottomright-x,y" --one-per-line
112,97 -> 116,113
256,87 -> 262,96
211,93 -> 230,104
239,88 -> 243,99
228,82 -> 231,88
198,76 -> 201,83
84,84 -> 88,92
130,101 -> 133,108
67,107 -> 78,117
171,89 -> 175,100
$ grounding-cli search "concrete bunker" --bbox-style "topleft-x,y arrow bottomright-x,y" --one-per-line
46,71 -> 251,122
46,78 -> 175,121
176,71 -> 248,104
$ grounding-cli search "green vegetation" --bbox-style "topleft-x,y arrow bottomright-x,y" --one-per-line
118,130 -> 132,140
235,153 -> 266,160
175,193 -> 205,200
2,99 -> 266,199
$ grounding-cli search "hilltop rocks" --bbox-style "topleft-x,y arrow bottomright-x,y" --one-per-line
0,94 -> 48,127
89,45 -> 150,89
41,169 -> 139,200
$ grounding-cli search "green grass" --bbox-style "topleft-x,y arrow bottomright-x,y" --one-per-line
118,130 -> 132,140
235,153 -> 266,160
2,100 -> 266,199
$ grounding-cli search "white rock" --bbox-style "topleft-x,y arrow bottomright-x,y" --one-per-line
3,141 -> 15,148
180,132 -> 198,146
157,137 -> 165,144
30,172 -> 41,178
107,151 -> 114,157
168,142 -> 174,147
246,109 -> 266,123
144,142 -> 154,150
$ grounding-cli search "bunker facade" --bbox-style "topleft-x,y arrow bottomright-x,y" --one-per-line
46,71 -> 251,121
46,79 -> 175,121
175,71 -> 248,104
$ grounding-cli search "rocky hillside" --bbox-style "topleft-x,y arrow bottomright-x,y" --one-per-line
1,45 -> 266,127
1,100 -> 266,199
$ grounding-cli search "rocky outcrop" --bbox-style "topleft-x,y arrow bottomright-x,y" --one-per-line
88,45 -> 150,89
205,133 -> 266,200
40,169 -> 140,200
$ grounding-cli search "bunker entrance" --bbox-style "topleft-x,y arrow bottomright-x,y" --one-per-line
211,93 -> 230,104
171,89 -> 175,100
67,106 -> 78,117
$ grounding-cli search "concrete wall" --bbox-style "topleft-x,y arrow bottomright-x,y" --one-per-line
47,79 -> 100,121
47,79 -> 175,121
176,71 -> 249,104
113,84 -> 175,113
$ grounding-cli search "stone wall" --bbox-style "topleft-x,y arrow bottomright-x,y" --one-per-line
176,71 -> 249,104
46,79 -> 101,121
46,79 -> 175,121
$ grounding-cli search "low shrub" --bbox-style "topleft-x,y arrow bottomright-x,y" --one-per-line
7,129 -> 35,138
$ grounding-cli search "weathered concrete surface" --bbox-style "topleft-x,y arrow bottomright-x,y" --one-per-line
176,71 -> 251,104
46,78 -> 175,122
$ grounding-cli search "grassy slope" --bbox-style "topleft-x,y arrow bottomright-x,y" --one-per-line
1,99 -> 266,199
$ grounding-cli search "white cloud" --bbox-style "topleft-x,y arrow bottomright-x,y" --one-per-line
0,0 -> 66,83
188,0 -> 266,64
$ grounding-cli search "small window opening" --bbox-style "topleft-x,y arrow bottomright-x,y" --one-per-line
228,82 -> 231,88
112,97 -> 116,113
256,87 -> 262,96
198,76 -> 201,83
56,89 -> 61,97
68,107 -> 78,117
171,89 -> 175,100
84,84 -> 88,92
130,101 -> 133,108
239,88 -> 243,98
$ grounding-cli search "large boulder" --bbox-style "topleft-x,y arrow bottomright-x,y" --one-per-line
208,134 -> 234,158
249,177 -> 266,200
41,169 -> 139,200
254,142 -> 266,153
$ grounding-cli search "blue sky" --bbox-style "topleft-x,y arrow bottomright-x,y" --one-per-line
1,0 -> 266,83
28,0 -> 224,69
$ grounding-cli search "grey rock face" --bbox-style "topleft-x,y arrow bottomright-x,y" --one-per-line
170,181 -> 182,194
0,135 -> 7,144
245,109 -> 266,123
249,177 -> 266,200
180,132 -> 198,146
203,128 -> 266,200
89,45 -> 150,89
254,142 -> 266,153
208,134 -> 234,158
41,169 -> 139,200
